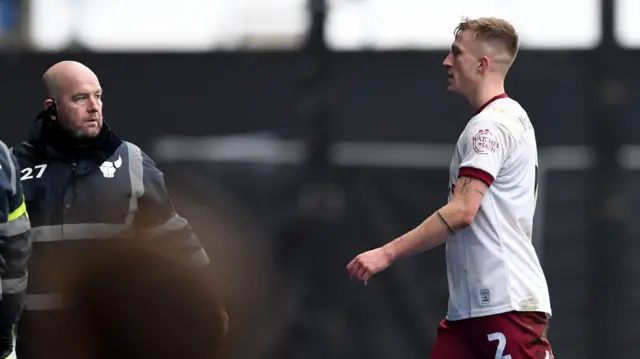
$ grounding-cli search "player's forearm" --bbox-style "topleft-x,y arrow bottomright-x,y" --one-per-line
382,202 -> 471,261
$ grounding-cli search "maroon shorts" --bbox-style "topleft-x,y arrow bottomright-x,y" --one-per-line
430,311 -> 554,359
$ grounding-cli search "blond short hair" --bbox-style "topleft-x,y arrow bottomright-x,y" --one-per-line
455,17 -> 519,60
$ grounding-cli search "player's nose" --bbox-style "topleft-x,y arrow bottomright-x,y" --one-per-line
442,55 -> 452,68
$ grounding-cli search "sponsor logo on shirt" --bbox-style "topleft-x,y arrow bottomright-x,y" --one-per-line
472,129 -> 500,155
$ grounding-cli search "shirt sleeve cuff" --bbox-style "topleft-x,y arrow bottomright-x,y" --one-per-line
458,167 -> 495,187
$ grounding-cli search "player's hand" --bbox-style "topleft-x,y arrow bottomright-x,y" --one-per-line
346,247 -> 393,282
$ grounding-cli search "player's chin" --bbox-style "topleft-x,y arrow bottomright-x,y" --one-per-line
446,79 -> 457,92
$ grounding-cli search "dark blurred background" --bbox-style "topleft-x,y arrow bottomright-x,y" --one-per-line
0,0 -> 638,358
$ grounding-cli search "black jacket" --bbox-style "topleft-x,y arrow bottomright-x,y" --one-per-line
0,140 -> 30,358
11,113 -> 209,311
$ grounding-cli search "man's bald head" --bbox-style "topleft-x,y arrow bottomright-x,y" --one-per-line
42,61 -> 104,139
43,61 -> 98,100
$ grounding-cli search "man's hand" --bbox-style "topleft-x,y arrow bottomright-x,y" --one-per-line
346,247 -> 394,282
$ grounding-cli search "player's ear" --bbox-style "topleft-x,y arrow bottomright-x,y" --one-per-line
478,56 -> 490,73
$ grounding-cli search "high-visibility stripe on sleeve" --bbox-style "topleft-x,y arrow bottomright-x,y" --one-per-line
8,199 -> 26,222
1,275 -> 27,295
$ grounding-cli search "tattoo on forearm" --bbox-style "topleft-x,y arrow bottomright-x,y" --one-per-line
436,211 -> 456,236
459,177 -> 485,196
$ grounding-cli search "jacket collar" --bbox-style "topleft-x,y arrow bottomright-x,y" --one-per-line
28,110 -> 123,163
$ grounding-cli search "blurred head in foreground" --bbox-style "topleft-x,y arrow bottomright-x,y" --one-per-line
59,243 -> 226,359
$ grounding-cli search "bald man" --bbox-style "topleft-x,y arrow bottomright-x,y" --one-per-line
11,61 -> 225,359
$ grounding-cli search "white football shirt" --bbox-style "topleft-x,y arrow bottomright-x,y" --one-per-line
445,94 -> 551,321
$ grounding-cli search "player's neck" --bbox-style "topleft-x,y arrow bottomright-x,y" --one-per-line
468,83 -> 506,113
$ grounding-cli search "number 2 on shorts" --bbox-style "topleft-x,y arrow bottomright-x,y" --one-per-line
488,332 -> 553,359
487,332 -> 512,359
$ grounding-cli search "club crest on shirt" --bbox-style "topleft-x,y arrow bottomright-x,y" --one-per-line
472,129 -> 500,155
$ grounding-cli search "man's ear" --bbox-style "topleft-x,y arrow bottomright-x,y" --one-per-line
478,56 -> 490,73
43,98 -> 57,120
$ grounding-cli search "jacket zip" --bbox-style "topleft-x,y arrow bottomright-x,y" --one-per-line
61,162 -> 77,240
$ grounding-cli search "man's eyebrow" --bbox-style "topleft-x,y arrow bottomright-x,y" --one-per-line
72,89 -> 102,97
